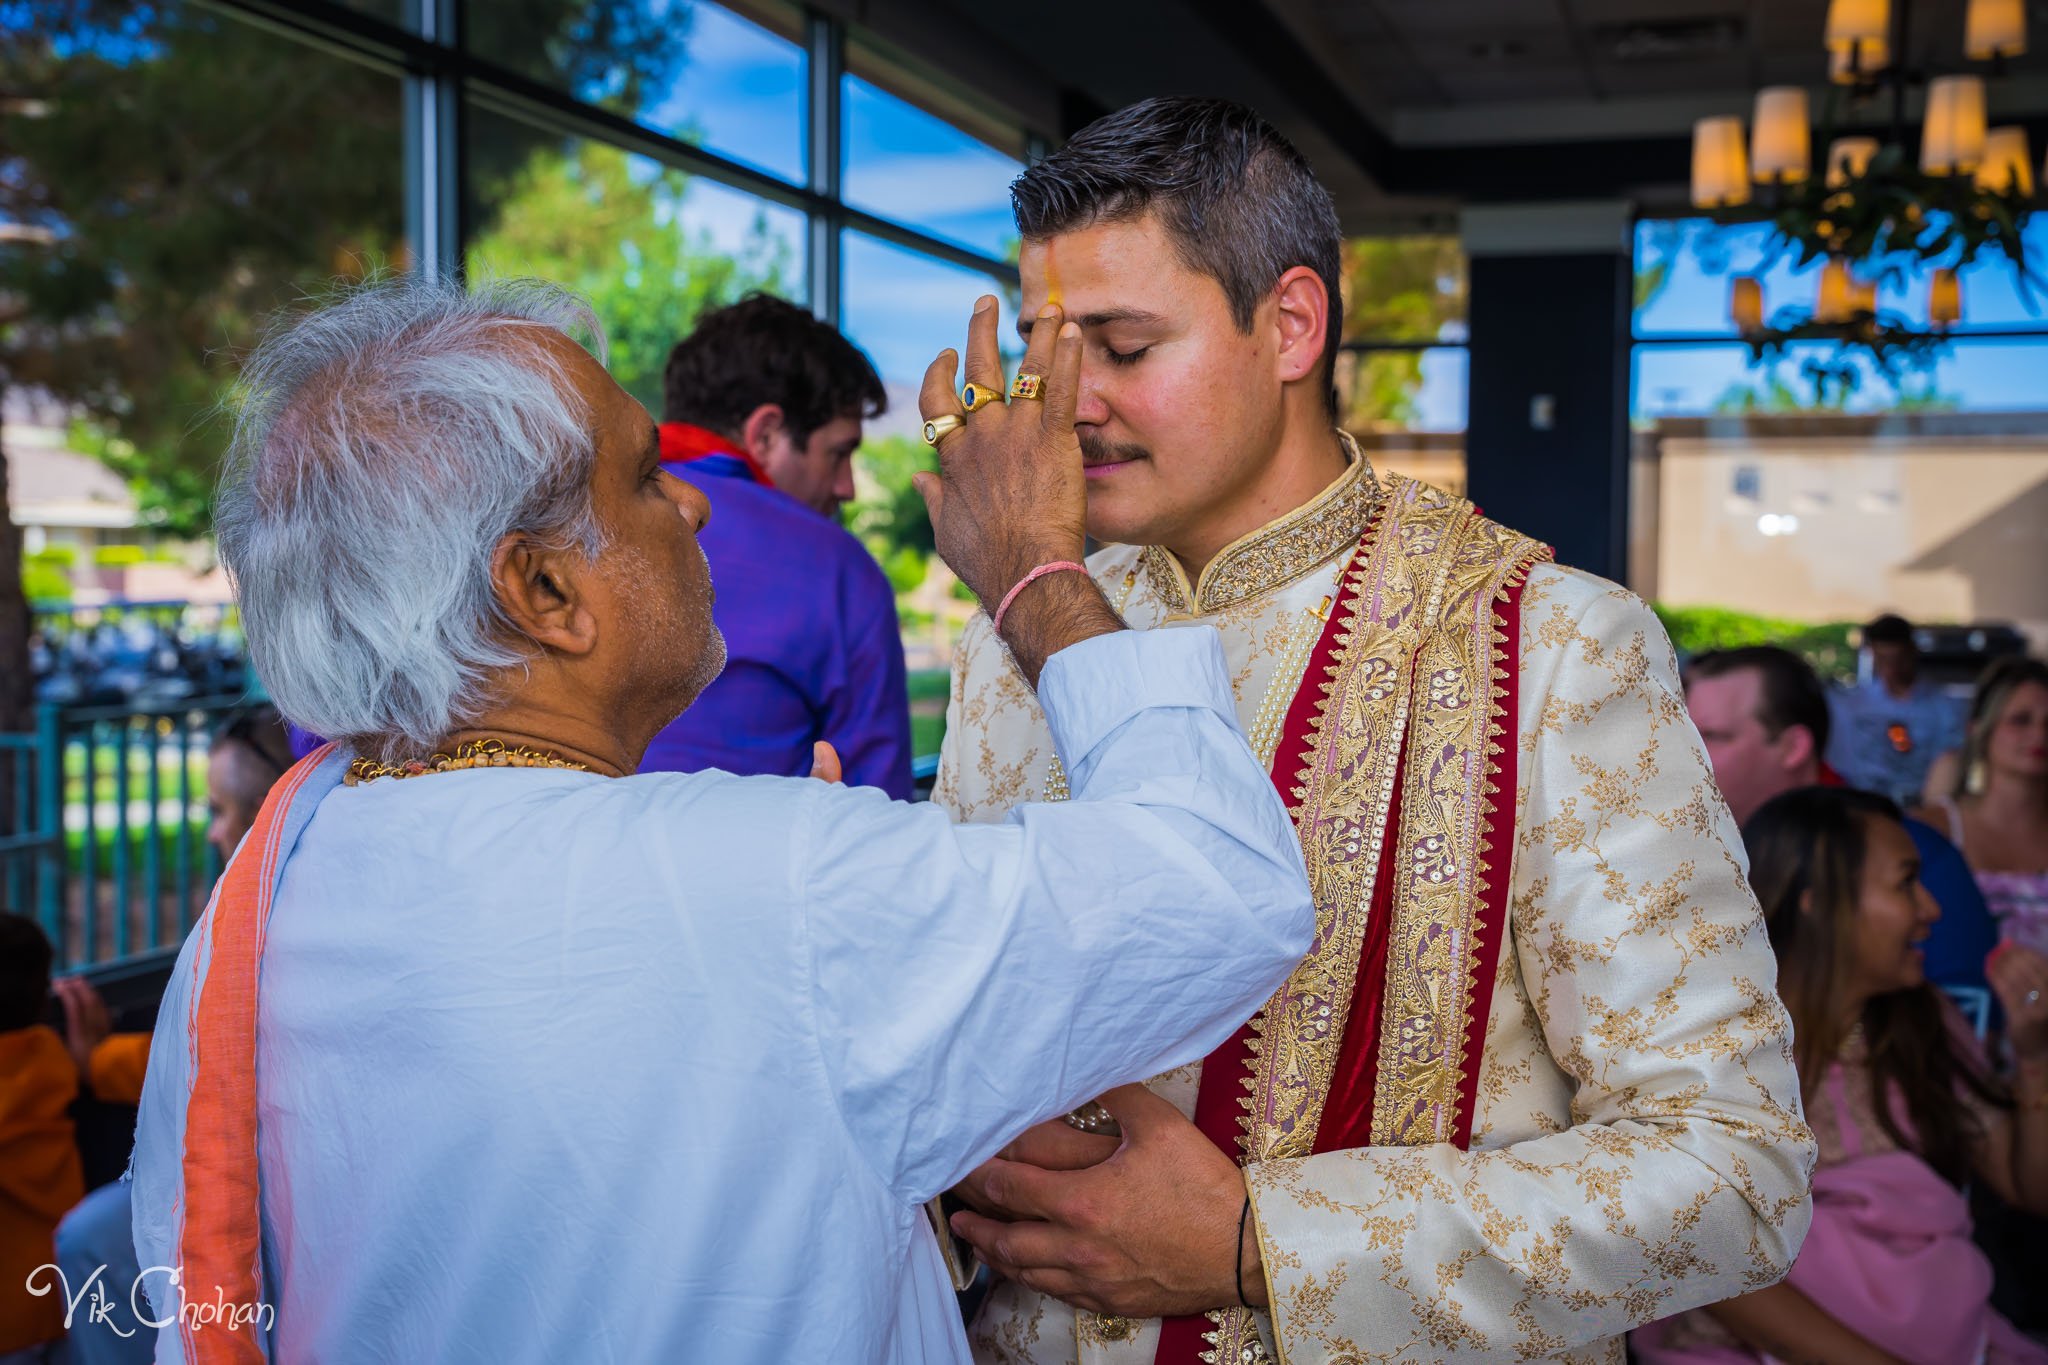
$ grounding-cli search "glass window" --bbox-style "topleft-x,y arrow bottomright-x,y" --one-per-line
840,232 -> 1016,673
840,231 -> 1017,404
1635,215 -> 2048,338
1336,348 -> 1467,434
1633,338 -> 2048,420
841,73 -> 1022,259
1340,236 -> 1468,344
4,2 -> 406,537
463,0 -> 806,185
465,107 -> 806,413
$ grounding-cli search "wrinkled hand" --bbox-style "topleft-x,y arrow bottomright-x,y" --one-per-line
1988,942 -> 2048,1061
913,299 -> 1116,686
54,975 -> 112,1077
913,298 -> 1086,609
948,1084 -> 1261,1318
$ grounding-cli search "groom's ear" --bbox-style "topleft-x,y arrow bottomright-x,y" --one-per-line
1271,265 -> 1331,388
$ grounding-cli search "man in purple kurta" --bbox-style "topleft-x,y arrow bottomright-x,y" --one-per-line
639,296 -> 912,798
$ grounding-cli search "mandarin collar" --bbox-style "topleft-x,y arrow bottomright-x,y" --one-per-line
1138,432 -> 1379,617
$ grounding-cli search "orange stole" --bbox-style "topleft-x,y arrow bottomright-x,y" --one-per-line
1154,479 -> 1550,1365
174,744 -> 334,1365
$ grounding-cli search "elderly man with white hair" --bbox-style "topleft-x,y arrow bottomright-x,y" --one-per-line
124,278 -> 1314,1365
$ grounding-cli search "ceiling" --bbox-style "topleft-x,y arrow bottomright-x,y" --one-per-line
882,0 -> 2048,230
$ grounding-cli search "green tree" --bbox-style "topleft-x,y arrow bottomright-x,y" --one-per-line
2,0 -> 405,739
466,137 -> 793,413
0,0 -> 694,740
848,432 -> 937,572
1712,362 -> 1961,413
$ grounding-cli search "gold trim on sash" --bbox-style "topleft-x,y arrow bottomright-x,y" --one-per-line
1370,513 -> 1552,1147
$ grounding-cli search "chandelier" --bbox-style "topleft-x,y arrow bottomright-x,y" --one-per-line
1688,0 -> 2041,397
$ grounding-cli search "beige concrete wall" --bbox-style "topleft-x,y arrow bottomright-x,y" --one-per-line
1645,415 -> 2048,649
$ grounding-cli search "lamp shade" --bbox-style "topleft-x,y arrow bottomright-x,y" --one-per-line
1826,136 -> 1880,187
1923,75 -> 1988,173
1692,117 -> 1751,207
1731,276 -> 1764,332
1826,0 -> 1889,48
1816,260 -> 1853,322
1829,37 -> 1891,81
1964,0 -> 2026,60
1827,0 -> 1891,77
1751,87 -> 1811,182
1975,126 -> 2035,195
1929,268 -> 1962,326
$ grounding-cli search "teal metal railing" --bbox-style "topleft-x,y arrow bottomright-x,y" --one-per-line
0,696 -> 265,970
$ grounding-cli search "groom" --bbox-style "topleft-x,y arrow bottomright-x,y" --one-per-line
933,97 -> 1816,1364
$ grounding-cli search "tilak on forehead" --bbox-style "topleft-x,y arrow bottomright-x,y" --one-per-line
1043,239 -> 1062,310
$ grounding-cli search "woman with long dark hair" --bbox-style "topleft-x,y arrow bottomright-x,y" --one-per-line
1636,787 -> 2048,1364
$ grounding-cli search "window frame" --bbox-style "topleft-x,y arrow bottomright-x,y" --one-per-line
202,0 -> 1030,317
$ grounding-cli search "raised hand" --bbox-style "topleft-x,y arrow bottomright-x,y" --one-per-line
913,297 -> 1119,686
1988,941 -> 2048,1061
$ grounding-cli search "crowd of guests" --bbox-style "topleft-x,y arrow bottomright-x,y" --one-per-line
2,267 -> 2044,1363
1646,620 -> 2048,1362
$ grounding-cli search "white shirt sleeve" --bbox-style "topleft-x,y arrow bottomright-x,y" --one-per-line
798,626 -> 1314,1202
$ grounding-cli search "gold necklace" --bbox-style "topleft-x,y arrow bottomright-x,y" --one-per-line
343,738 -> 597,786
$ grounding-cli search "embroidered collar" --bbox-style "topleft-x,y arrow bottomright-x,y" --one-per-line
1139,432 -> 1380,616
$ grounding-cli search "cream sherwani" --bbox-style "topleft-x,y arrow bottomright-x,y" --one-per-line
936,452 -> 1816,1364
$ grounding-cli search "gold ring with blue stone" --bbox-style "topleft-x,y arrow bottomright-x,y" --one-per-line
960,381 -> 1004,413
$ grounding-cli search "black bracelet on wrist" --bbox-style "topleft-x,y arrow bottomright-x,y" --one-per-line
1235,1194 -> 1253,1310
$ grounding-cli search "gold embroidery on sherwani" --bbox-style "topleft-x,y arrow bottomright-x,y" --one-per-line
1371,508 -> 1551,1148
1194,484 -> 1550,1365
1243,478 -> 1466,1167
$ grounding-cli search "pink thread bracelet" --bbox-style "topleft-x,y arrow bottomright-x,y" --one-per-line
991,561 -> 1090,633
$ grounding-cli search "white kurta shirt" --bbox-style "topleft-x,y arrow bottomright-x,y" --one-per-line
130,627 -> 1314,1365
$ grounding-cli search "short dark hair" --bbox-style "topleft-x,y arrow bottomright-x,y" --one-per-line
662,294 -> 885,444
0,913 -> 54,1032
1687,645 -> 1832,752
1863,613 -> 1915,648
1011,97 -> 1343,417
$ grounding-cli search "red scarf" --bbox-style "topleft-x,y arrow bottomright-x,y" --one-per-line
658,421 -> 775,490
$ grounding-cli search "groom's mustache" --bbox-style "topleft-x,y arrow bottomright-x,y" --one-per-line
1078,431 -> 1151,467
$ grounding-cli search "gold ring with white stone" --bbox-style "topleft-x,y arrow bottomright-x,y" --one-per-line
922,414 -> 966,448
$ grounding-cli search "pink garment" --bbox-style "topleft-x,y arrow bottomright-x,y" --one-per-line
1935,797 -> 2048,954
1979,869 -> 2048,956
1633,1054 -> 2045,1365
